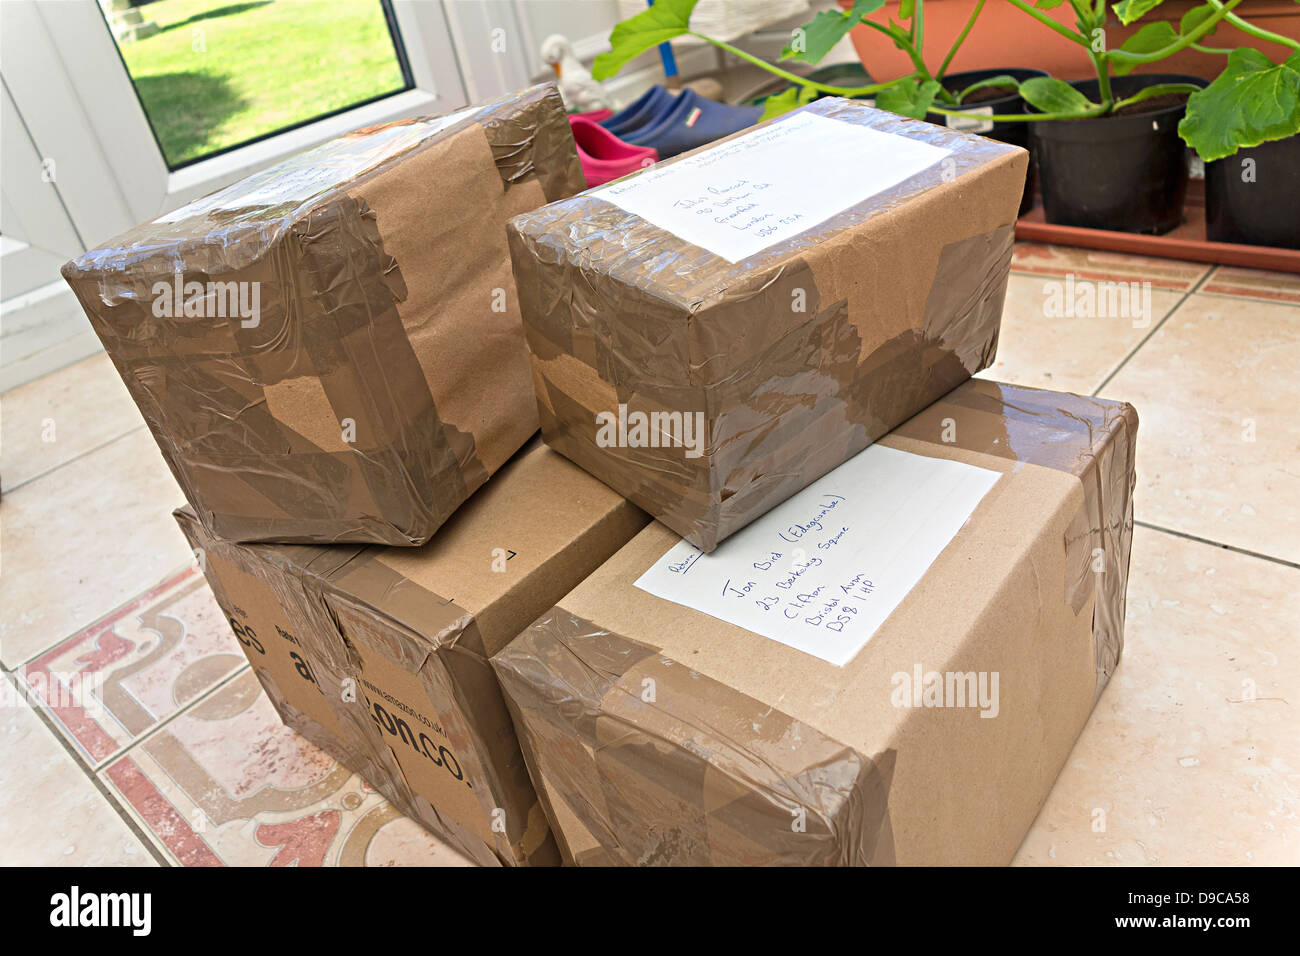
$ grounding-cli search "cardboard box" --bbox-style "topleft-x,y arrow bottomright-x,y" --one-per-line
67,84 -> 585,547
176,441 -> 650,866
492,380 -> 1137,865
508,98 -> 1027,552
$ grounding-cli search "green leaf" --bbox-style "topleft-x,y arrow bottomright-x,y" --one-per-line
1111,0 -> 1164,26
956,74 -> 1021,104
1179,3 -> 1219,41
885,21 -> 912,53
592,0 -> 699,81
1018,76 -> 1098,115
1112,20 -> 1177,75
781,1 -> 885,65
1179,49 -> 1300,161
876,77 -> 942,119
1112,81 -> 1202,110
899,0 -> 915,20
759,84 -> 819,121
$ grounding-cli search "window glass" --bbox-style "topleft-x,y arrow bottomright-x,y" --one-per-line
101,0 -> 412,169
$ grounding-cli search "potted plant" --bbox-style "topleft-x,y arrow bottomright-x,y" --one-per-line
593,0 -> 1046,211
593,0 -> 1298,241
994,0 -> 1299,237
1179,18 -> 1299,247
788,1 -> 1047,213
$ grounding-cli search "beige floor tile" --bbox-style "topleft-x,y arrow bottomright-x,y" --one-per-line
0,674 -> 155,866
0,353 -> 144,494
1099,294 -> 1300,562
0,429 -> 191,667
1014,526 -> 1299,865
1011,242 -> 1211,292
978,273 -> 1182,395
1201,266 -> 1300,306
100,671 -> 475,866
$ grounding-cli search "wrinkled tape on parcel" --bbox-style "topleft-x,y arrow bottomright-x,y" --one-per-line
493,380 -> 1137,866
67,84 -> 584,548
509,97 -> 1026,551
493,610 -> 896,866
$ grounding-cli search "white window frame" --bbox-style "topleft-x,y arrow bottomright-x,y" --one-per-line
3,0 -> 472,246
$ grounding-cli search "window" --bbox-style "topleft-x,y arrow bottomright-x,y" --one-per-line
101,0 -> 414,169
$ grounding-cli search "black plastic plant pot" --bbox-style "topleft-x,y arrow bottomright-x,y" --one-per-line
1030,74 -> 1206,235
1205,134 -> 1300,249
926,68 -> 1047,216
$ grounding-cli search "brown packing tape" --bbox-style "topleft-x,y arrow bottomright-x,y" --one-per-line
67,84 -> 581,547
508,97 -> 1027,551
888,379 -> 1138,696
476,84 -> 588,201
492,609 -> 896,866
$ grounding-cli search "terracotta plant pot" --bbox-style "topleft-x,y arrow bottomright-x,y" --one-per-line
839,0 -> 1300,81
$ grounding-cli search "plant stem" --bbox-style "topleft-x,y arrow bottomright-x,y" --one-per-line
1091,50 -> 1112,103
926,104 -> 1107,122
854,18 -> 932,81
1107,0 -> 1246,64
915,0 -> 925,53
1003,0 -> 1089,47
938,0 -> 985,78
688,32 -> 903,96
1110,82 -> 1203,111
1207,0 -> 1300,51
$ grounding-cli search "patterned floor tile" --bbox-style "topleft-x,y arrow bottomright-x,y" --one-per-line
100,670 -> 474,867
1,674 -> 156,866
1011,241 -> 1211,292
14,565 -> 244,767
1200,265 -> 1300,305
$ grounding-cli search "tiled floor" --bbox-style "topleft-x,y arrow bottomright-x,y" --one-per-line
2,243 -> 1296,866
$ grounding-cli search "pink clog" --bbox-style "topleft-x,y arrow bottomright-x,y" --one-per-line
569,115 -> 658,187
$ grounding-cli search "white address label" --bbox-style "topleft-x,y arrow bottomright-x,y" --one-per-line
594,111 -> 951,263
634,444 -> 1000,666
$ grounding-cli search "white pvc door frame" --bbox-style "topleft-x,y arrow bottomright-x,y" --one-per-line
1,0 -> 474,250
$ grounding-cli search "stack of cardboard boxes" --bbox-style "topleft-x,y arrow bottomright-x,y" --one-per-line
65,85 -> 1137,866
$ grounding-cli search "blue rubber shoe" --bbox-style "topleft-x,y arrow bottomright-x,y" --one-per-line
601,85 -> 674,138
622,89 -> 762,158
